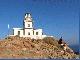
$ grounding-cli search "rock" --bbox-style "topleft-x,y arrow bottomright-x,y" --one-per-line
22,48 -> 27,51
0,36 -> 77,59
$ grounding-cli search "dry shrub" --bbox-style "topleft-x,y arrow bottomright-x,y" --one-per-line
43,37 -> 58,46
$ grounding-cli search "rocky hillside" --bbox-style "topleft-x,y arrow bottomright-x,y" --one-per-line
0,36 -> 78,59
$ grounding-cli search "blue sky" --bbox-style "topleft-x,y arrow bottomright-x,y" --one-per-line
0,0 -> 79,46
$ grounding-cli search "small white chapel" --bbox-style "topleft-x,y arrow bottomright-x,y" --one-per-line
11,13 -> 47,39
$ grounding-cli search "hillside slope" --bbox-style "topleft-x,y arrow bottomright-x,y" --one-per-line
0,36 -> 77,59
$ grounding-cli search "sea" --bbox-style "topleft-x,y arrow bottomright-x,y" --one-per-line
69,44 -> 79,54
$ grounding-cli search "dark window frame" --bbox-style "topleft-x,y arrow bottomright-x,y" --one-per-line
28,24 -> 30,27
36,32 -> 38,35
18,31 -> 20,35
28,32 -> 30,35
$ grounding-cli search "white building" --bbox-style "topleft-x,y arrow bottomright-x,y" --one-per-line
12,13 -> 47,39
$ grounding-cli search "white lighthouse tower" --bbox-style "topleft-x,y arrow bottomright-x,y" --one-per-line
23,13 -> 34,37
12,13 -> 47,39
24,13 -> 33,29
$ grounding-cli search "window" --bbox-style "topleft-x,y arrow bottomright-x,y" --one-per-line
33,31 -> 34,35
28,32 -> 30,35
36,32 -> 38,35
18,31 -> 20,35
28,24 -> 30,27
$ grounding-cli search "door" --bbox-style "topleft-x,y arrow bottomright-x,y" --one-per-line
18,31 -> 20,35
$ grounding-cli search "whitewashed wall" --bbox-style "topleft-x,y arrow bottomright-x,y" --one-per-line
13,28 -> 23,36
24,21 -> 33,28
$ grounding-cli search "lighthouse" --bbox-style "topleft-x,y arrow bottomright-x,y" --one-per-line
12,13 -> 47,39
